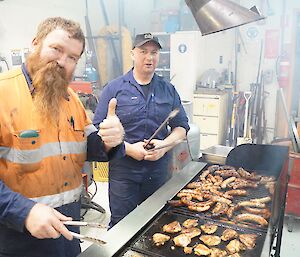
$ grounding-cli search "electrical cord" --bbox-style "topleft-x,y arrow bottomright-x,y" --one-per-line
0,57 -> 9,71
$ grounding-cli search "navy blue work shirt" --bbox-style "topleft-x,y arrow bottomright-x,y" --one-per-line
93,69 -> 189,169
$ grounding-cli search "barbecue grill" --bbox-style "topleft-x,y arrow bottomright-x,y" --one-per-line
79,144 -> 288,257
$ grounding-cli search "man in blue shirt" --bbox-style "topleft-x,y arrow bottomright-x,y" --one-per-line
94,33 -> 189,227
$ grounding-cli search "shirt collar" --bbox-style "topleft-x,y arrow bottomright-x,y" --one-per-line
21,63 -> 34,94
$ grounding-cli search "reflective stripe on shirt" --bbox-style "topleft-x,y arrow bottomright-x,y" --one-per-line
0,141 -> 86,164
30,184 -> 82,208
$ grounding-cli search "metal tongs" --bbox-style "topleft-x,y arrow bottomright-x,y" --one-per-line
63,221 -> 107,245
144,108 -> 180,150
63,220 -> 107,229
146,139 -> 184,151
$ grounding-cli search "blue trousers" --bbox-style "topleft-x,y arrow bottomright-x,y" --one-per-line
108,159 -> 168,227
0,201 -> 81,257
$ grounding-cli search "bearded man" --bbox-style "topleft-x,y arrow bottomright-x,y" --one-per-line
0,17 -> 125,257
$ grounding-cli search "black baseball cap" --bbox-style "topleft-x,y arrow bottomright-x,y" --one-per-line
132,33 -> 162,49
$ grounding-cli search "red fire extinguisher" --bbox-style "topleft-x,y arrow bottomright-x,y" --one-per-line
277,55 -> 291,88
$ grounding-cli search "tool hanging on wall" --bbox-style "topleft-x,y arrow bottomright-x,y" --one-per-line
228,92 -> 239,147
237,91 -> 252,145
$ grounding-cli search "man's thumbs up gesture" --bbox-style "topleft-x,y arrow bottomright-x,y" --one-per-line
98,98 -> 124,149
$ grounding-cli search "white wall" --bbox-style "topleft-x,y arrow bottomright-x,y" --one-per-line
0,0 -> 85,74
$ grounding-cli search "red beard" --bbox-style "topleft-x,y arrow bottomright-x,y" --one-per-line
26,49 -> 70,125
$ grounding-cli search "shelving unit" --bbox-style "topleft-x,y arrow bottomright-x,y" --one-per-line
152,32 -> 171,80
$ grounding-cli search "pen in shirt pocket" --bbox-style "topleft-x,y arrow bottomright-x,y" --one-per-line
70,116 -> 75,129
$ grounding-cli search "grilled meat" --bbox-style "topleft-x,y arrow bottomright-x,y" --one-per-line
200,235 -> 221,246
152,233 -> 170,246
162,221 -> 182,233
228,178 -> 258,189
239,234 -> 257,249
211,202 -> 229,217
181,227 -> 201,238
210,195 -> 232,205
226,239 -> 246,254
200,224 -> 218,234
215,169 -> 241,178
224,189 -> 247,197
221,177 -> 236,189
235,213 -> 268,226
210,248 -> 227,257
243,207 -> 271,219
188,204 -> 211,212
173,233 -> 191,247
186,181 -> 203,189
237,200 -> 266,208
226,205 -> 239,219
194,244 -> 212,256
183,246 -> 193,254
237,167 -> 261,180
265,181 -> 276,194
260,176 -> 276,184
200,169 -> 211,180
251,196 -> 271,203
183,219 -> 199,228
221,228 -> 238,241
167,200 -> 185,207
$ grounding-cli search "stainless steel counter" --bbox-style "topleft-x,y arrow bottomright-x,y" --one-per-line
79,161 -> 206,257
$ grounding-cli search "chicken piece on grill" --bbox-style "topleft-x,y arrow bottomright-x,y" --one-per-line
194,244 -> 212,256
173,233 -> 192,247
200,235 -> 221,246
152,233 -> 170,246
221,228 -> 238,241
211,202 -> 229,217
182,227 -> 201,238
235,213 -> 268,226
210,248 -> 227,257
183,218 -> 199,228
226,239 -> 246,254
162,221 -> 182,233
239,234 -> 258,249
183,246 -> 193,254
200,224 -> 218,234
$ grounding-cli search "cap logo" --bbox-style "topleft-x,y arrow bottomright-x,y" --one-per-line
144,33 -> 153,39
